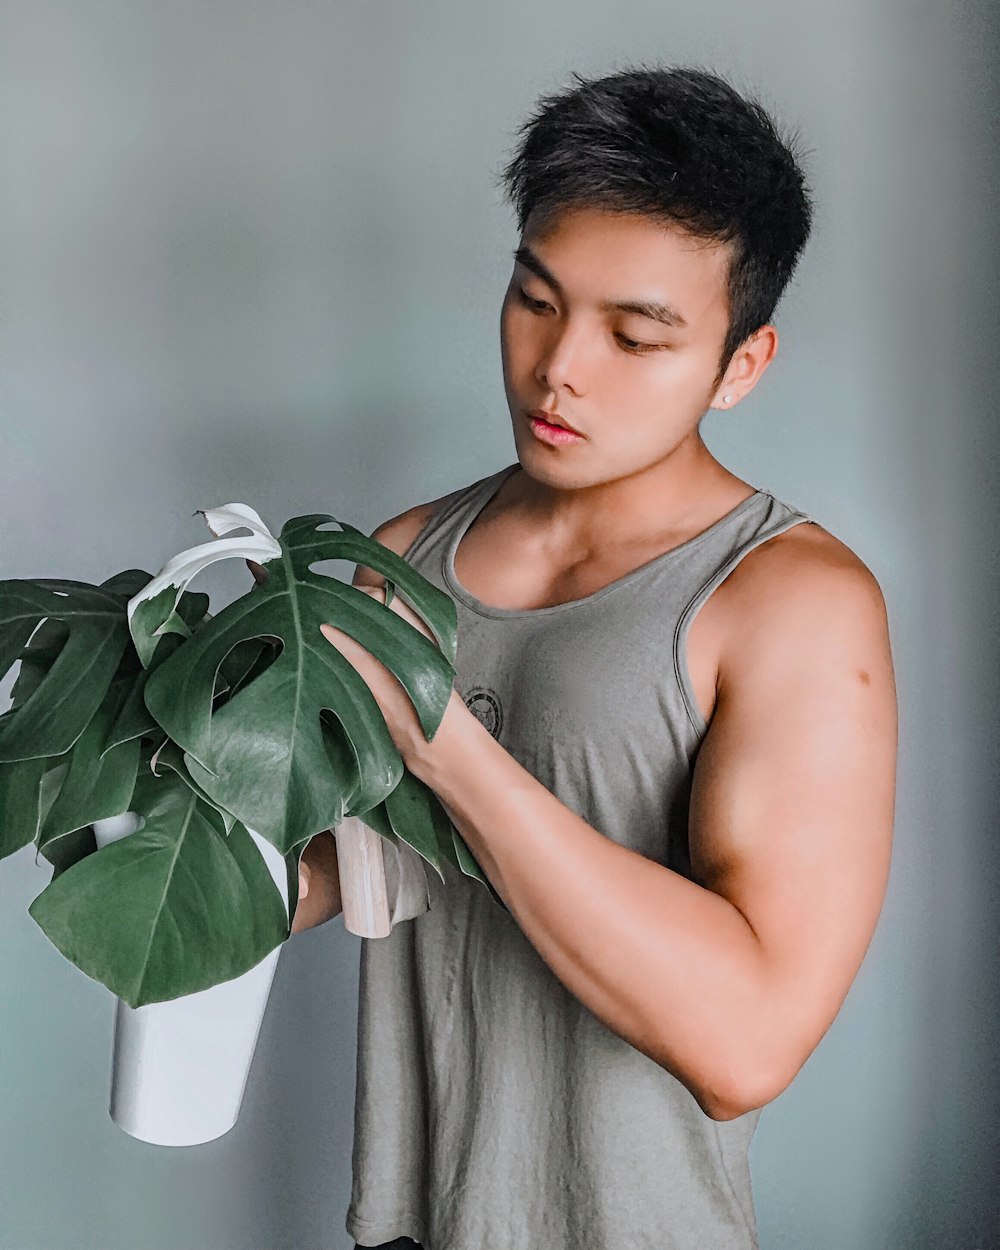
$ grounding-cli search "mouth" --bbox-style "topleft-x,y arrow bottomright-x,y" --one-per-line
527,408 -> 584,437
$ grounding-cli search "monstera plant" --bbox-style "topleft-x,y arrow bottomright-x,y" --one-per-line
0,502 -> 503,1009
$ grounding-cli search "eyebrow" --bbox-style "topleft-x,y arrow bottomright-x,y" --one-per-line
512,245 -> 689,329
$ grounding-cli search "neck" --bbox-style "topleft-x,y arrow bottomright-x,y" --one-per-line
511,435 -> 754,554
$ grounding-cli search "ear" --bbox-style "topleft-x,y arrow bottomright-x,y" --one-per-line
710,325 -> 779,410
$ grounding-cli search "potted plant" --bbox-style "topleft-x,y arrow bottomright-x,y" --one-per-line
0,501 -> 504,1144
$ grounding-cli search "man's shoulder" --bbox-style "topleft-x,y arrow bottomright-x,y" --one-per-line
716,517 -> 891,686
728,517 -> 882,600
351,484 -> 471,587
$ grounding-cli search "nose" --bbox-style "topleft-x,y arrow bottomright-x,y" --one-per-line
534,319 -> 588,397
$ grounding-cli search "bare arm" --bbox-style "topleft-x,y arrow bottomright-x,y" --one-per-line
412,538 -> 898,1118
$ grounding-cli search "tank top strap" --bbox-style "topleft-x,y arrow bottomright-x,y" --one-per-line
400,464 -> 515,571
672,495 -> 819,735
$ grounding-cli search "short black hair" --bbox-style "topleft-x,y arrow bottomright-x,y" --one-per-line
496,63 -> 815,386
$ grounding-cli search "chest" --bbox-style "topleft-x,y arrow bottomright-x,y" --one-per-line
453,521 -> 732,731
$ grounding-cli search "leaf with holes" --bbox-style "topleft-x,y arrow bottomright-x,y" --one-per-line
129,504 -> 459,859
0,570 -> 207,869
0,569 -> 208,766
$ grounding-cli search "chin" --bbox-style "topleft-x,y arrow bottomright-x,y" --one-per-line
513,440 -> 599,490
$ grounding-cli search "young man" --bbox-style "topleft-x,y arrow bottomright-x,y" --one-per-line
298,64 -> 898,1250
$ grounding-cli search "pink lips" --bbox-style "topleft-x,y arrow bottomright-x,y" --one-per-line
528,413 -> 584,446
528,408 -> 583,436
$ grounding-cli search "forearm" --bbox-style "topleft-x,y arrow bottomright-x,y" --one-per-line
414,704 -> 774,1120
290,829 -> 343,934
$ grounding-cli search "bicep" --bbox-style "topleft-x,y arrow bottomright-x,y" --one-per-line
687,560 -> 898,1094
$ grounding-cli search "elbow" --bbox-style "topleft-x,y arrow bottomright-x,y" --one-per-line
645,1002 -> 800,1122
690,1055 -> 792,1123
698,1090 -> 765,1123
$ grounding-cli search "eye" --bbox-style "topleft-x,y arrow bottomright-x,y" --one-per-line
515,286 -> 551,313
515,285 -> 665,355
614,332 -> 664,355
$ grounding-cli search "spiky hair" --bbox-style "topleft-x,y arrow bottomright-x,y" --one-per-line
497,63 -> 815,381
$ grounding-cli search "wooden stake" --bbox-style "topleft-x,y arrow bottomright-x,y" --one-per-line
333,816 -> 392,937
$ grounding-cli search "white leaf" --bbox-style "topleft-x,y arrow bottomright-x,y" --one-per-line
127,503 -> 281,667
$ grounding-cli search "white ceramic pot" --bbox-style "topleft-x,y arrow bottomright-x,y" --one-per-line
92,812 -> 288,1147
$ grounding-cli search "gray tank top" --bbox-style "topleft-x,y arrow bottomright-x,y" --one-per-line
346,461 -> 818,1250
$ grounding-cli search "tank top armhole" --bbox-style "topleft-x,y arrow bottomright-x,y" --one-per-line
672,512 -> 818,739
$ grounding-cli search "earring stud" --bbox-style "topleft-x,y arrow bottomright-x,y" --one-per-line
722,394 -> 732,404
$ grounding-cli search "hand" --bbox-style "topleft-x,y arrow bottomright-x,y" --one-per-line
290,863 -> 311,935
248,559 -> 456,764
290,833 -> 342,935
289,859 -> 313,936
319,583 -> 466,774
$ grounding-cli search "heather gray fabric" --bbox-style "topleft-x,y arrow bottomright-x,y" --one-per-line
347,461 -> 818,1250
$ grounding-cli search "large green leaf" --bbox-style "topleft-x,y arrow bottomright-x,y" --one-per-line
0,751 -> 94,877
0,618 -> 210,869
129,505 -> 459,855
0,580 -> 132,761
7,618 -> 69,709
0,755 -> 51,859
363,772 -> 509,912
100,599 -> 217,759
27,764 -> 290,1007
99,633 -> 180,755
34,666 -> 142,852
150,738 -> 237,835
0,627 -> 68,859
0,613 -> 129,864
0,569 -> 208,764
0,624 -> 88,862
0,572 -> 207,868
151,732 -> 312,928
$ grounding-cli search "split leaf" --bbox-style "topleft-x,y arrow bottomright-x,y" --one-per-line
131,506 -> 459,855
0,569 -> 208,764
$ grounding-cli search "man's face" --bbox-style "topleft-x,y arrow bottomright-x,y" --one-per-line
500,205 -> 735,486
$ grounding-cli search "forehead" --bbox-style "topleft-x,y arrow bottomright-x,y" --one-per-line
519,205 -> 732,330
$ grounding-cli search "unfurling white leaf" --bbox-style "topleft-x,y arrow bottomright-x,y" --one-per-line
127,503 -> 282,667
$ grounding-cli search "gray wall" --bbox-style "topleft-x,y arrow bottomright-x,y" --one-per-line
1,3 -> 996,1248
